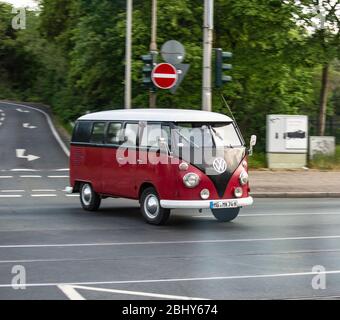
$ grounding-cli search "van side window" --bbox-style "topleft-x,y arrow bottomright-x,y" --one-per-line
123,123 -> 139,147
72,121 -> 92,143
106,122 -> 122,145
90,122 -> 106,144
140,123 -> 172,149
162,124 -> 172,148
140,124 -> 162,148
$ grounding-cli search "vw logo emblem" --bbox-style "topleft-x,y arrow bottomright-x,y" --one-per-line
213,158 -> 227,174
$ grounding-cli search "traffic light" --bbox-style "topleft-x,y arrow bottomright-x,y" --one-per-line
215,48 -> 232,88
141,54 -> 153,88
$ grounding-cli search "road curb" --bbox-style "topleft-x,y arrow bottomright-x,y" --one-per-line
251,192 -> 340,198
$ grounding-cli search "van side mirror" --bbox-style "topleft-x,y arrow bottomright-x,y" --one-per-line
248,135 -> 257,156
250,135 -> 257,147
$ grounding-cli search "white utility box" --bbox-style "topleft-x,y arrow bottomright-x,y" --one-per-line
266,115 -> 308,169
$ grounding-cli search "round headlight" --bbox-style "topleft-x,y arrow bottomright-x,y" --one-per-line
239,171 -> 249,186
183,173 -> 200,188
234,187 -> 243,198
200,189 -> 210,200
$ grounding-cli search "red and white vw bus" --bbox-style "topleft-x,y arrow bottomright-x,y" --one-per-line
67,109 -> 256,225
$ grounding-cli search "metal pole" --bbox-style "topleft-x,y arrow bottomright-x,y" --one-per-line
202,0 -> 213,111
125,0 -> 132,109
149,0 -> 157,108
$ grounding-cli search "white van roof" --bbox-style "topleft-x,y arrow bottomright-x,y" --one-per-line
78,109 -> 233,123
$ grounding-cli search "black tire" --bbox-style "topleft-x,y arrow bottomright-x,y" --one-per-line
80,183 -> 101,211
211,208 -> 240,222
140,187 -> 170,225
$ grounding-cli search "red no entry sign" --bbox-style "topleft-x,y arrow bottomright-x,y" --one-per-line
151,63 -> 178,89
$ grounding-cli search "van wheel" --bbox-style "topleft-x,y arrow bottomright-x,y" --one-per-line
211,208 -> 240,222
140,187 -> 170,225
80,183 -> 101,211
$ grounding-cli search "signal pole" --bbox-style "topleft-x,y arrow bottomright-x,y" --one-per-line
124,0 -> 132,109
149,0 -> 158,108
202,0 -> 213,111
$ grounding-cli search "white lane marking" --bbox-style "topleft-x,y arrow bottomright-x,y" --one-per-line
2,248 -> 340,264
22,123 -> 37,129
31,194 -> 57,197
3,102 -> 70,157
0,117 -> 4,121
0,123 -> 2,126
0,176 -> 13,179
252,191 -> 338,195
2,234 -> 340,249
194,212 -> 340,218
16,108 -> 29,113
66,194 -> 79,197
48,175 -> 69,178
20,175 -> 42,178
2,269 -> 340,289
4,168 -> 67,172
58,285 -> 86,300
32,189 -> 56,192
59,285 -> 207,301
0,113 -> 5,117
10,169 -> 38,172
16,149 -> 40,162
0,195 -> 22,198
1,190 -> 25,193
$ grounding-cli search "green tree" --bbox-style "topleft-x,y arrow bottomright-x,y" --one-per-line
213,0 -> 315,146
1,0 -> 339,149
0,3 -> 39,99
289,0 -> 340,135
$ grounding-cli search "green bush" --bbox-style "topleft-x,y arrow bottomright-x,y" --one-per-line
309,145 -> 340,170
248,152 -> 266,169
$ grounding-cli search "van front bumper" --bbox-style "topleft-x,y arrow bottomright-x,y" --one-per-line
160,196 -> 253,209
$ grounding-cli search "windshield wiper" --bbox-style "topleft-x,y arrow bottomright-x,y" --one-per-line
174,129 -> 200,149
208,125 -> 226,148
209,126 -> 224,142
209,126 -> 238,148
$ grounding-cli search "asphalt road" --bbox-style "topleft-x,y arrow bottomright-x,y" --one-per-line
1,101 -> 340,300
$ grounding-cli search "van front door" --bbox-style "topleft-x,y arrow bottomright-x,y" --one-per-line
136,123 -> 176,200
108,122 -> 139,198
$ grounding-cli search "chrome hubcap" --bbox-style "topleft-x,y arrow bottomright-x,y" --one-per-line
82,184 -> 92,206
144,194 -> 159,219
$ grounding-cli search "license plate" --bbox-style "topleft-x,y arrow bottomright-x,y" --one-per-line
210,200 -> 238,209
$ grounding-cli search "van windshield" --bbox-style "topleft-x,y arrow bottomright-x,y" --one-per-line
174,122 -> 243,148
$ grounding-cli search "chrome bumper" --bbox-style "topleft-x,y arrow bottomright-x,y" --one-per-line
160,196 -> 253,209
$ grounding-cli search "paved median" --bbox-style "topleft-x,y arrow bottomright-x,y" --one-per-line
250,170 -> 340,198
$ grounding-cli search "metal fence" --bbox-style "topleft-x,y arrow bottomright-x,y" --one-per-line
309,117 -> 340,143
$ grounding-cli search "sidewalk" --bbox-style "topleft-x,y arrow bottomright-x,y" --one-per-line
250,170 -> 340,198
